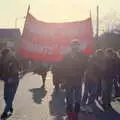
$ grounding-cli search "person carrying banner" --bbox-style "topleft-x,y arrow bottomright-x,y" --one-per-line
0,48 -> 20,119
59,39 -> 88,120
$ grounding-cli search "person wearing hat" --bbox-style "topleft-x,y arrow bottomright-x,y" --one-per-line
0,48 -> 20,119
59,39 -> 88,120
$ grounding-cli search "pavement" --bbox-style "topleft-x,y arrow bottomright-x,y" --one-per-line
0,72 -> 120,120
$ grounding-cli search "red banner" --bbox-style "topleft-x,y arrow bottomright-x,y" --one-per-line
18,13 -> 93,62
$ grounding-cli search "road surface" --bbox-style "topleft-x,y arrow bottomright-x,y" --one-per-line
0,71 -> 120,120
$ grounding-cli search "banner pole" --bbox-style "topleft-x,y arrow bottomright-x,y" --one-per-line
22,4 -> 30,37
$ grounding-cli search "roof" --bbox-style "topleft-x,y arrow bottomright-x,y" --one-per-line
0,29 -> 21,39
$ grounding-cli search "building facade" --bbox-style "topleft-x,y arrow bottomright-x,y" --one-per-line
0,29 -> 21,50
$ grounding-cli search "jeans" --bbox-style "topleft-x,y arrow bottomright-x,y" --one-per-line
102,77 -> 113,107
4,77 -> 19,113
96,79 -> 102,99
65,86 -> 82,113
113,76 -> 120,97
82,81 -> 97,105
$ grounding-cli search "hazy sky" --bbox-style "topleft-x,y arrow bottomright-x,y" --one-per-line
0,0 -> 120,33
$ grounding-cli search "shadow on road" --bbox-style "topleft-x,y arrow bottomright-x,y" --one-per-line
87,102 -> 120,120
29,86 -> 47,104
77,101 -> 120,120
95,109 -> 120,120
49,90 -> 66,120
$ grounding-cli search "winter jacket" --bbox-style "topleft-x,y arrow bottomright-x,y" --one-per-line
59,52 -> 88,87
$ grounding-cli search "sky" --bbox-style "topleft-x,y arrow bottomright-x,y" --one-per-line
0,0 -> 120,34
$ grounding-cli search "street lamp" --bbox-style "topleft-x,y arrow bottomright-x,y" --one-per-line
15,16 -> 25,28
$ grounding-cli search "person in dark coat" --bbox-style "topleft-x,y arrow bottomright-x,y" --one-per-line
0,48 -> 20,119
102,48 -> 117,111
82,49 -> 106,110
59,39 -> 88,120
113,50 -> 120,98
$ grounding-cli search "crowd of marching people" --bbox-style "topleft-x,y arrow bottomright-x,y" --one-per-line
0,39 -> 120,120
51,40 -> 120,120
